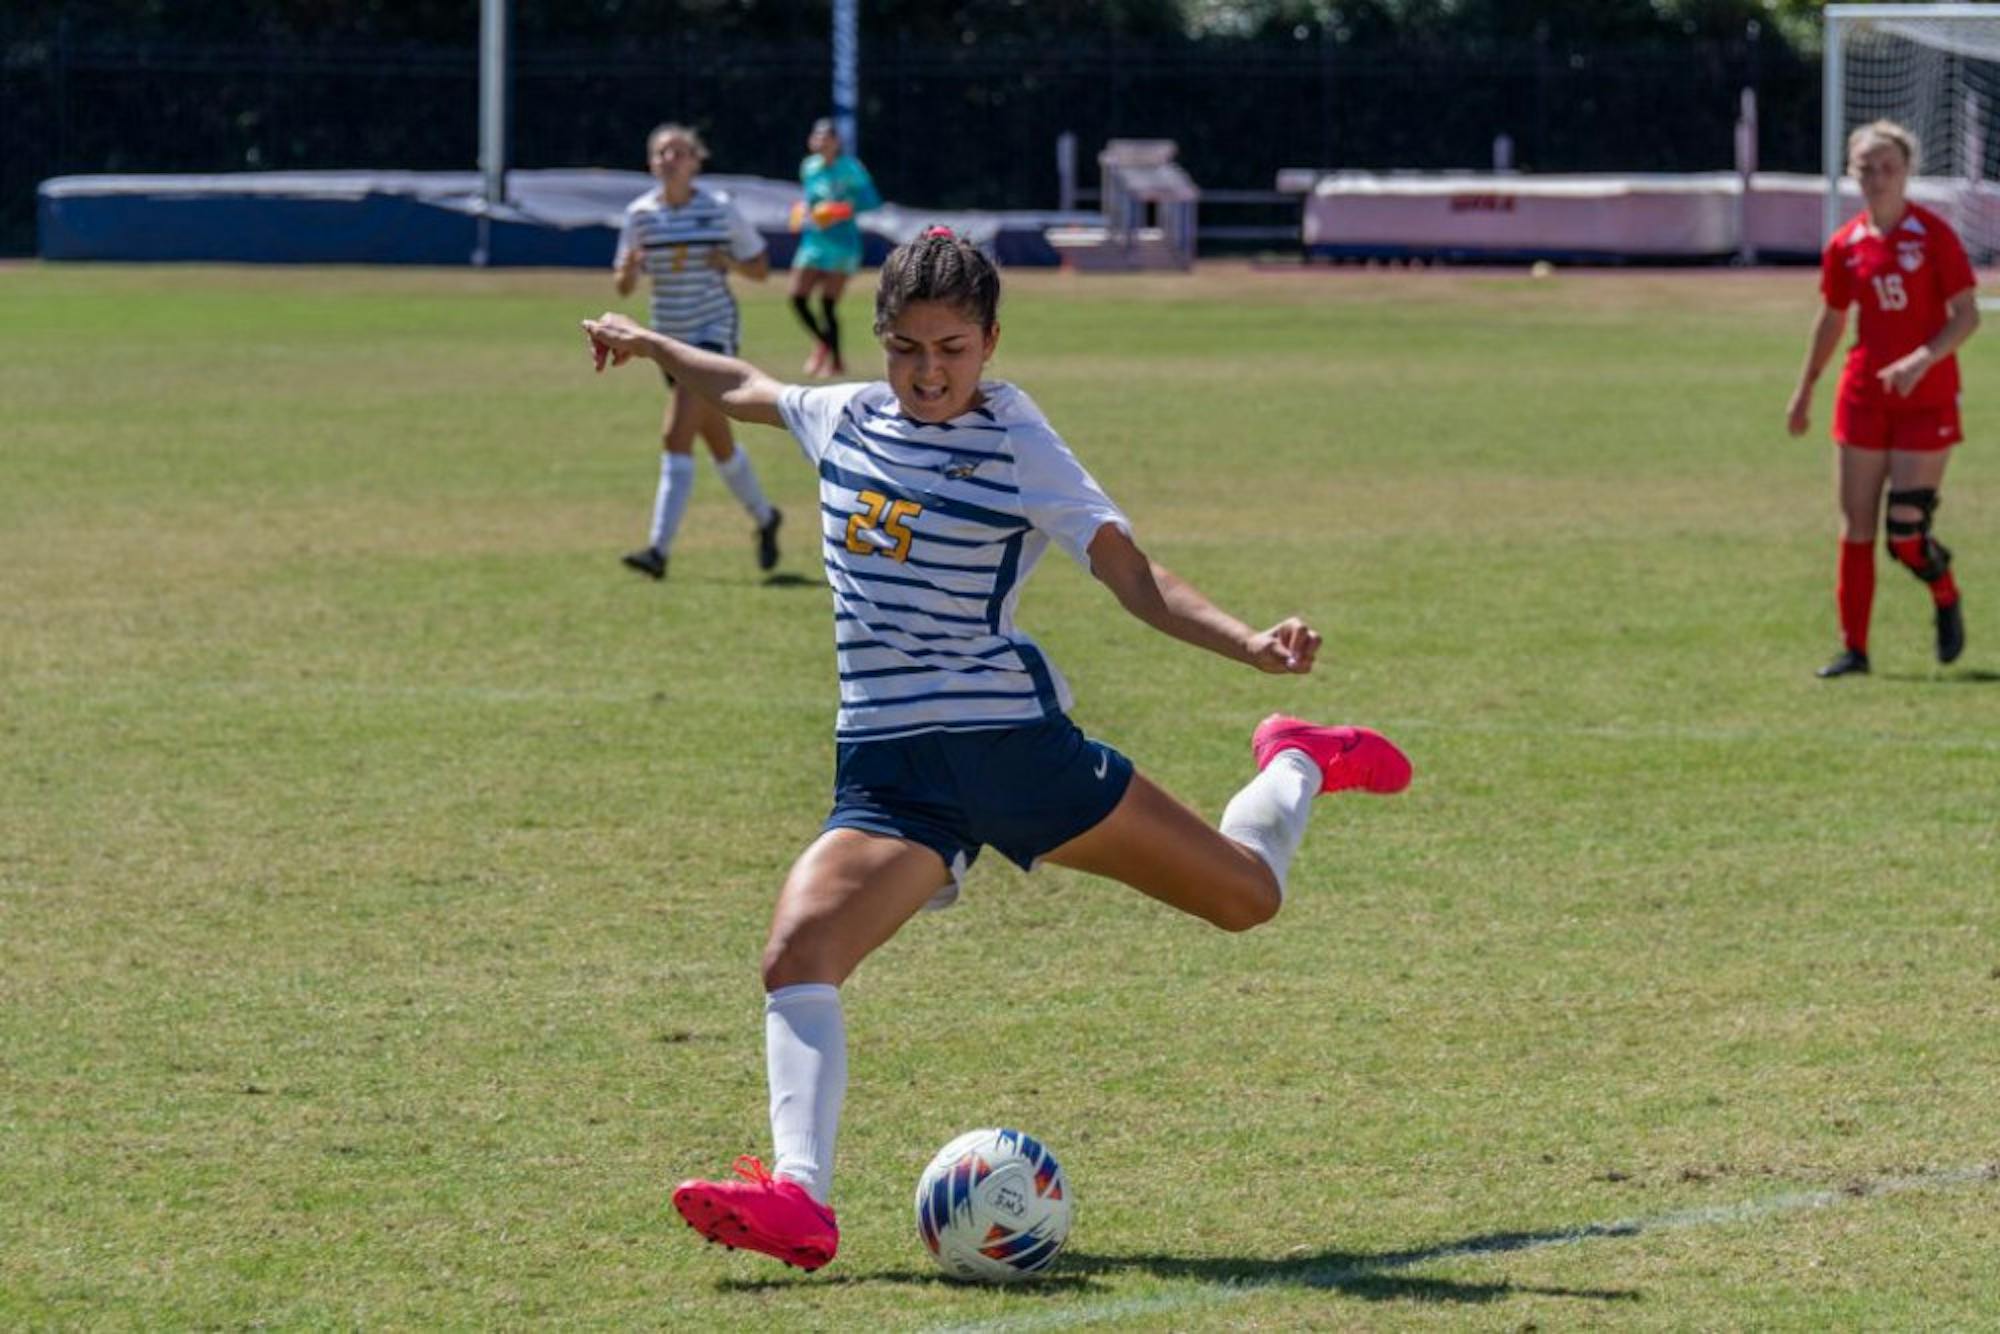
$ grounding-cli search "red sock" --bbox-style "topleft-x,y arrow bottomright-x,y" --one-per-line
1838,539 -> 1875,652
1888,536 -> 1961,607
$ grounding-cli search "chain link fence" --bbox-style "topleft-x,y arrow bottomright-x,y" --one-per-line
3,25 -> 1817,257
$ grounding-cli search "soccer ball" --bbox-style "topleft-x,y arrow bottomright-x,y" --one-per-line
914,1128 -> 1072,1283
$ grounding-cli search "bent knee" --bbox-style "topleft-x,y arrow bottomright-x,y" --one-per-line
761,928 -> 843,991
1208,879 -> 1282,933
760,935 -> 807,991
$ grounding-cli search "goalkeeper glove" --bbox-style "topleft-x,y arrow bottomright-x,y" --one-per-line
810,200 -> 854,228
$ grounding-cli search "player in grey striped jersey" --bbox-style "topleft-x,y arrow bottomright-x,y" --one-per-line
611,124 -> 783,583
582,229 -> 1411,1271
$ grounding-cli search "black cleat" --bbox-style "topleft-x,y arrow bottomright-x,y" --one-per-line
1816,647 -> 1870,679
757,508 -> 783,572
1937,598 -> 1965,665
622,546 -> 667,581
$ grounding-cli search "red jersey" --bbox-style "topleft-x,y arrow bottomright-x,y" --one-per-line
1821,202 -> 1977,409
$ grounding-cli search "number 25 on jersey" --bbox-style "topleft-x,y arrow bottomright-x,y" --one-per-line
1872,273 -> 1908,311
846,490 -> 922,562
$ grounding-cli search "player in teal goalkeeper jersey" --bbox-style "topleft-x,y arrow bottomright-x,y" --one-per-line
787,118 -> 881,377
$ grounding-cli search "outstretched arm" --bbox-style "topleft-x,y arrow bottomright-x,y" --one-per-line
1086,524 -> 1319,675
580,312 -> 786,428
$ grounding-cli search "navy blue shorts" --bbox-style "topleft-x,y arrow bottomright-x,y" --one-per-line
825,715 -> 1135,889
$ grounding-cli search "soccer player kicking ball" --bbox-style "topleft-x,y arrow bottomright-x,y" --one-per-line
1786,119 -> 1981,677
581,227 -> 1412,1272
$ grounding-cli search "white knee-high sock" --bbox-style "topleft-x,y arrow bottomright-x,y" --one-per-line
1218,749 -> 1319,899
714,447 -> 775,525
649,453 -> 696,552
765,983 -> 845,1204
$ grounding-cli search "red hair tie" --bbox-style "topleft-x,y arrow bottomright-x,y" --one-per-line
924,225 -> 954,239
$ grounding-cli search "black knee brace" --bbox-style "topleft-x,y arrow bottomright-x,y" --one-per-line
1885,488 -> 1953,583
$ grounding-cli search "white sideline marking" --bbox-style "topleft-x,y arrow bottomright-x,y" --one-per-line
927,1164 -> 1998,1334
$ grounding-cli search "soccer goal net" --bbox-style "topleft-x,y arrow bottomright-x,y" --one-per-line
1825,4 -> 2000,262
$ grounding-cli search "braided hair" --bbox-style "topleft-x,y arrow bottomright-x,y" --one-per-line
873,226 -> 1000,335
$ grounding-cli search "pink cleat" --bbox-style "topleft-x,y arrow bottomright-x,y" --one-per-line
1252,715 -> 1412,795
671,1155 -> 839,1271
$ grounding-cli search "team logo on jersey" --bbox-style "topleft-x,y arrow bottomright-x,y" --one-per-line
1898,240 -> 1925,272
943,456 -> 982,480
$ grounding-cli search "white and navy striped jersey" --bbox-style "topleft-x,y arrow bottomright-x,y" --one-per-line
779,380 -> 1131,743
615,183 -> 766,351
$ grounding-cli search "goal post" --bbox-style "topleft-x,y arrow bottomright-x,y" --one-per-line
1824,4 -> 2000,259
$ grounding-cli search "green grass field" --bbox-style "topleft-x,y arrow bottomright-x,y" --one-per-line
4,261 -> 1997,1330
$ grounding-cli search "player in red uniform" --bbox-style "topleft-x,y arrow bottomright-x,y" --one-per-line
1787,120 -> 1981,677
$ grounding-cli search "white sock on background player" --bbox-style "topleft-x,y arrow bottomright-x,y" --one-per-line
649,452 -> 696,552
714,447 -> 774,526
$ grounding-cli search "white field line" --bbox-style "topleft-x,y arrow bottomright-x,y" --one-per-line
927,1163 -> 2000,1334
